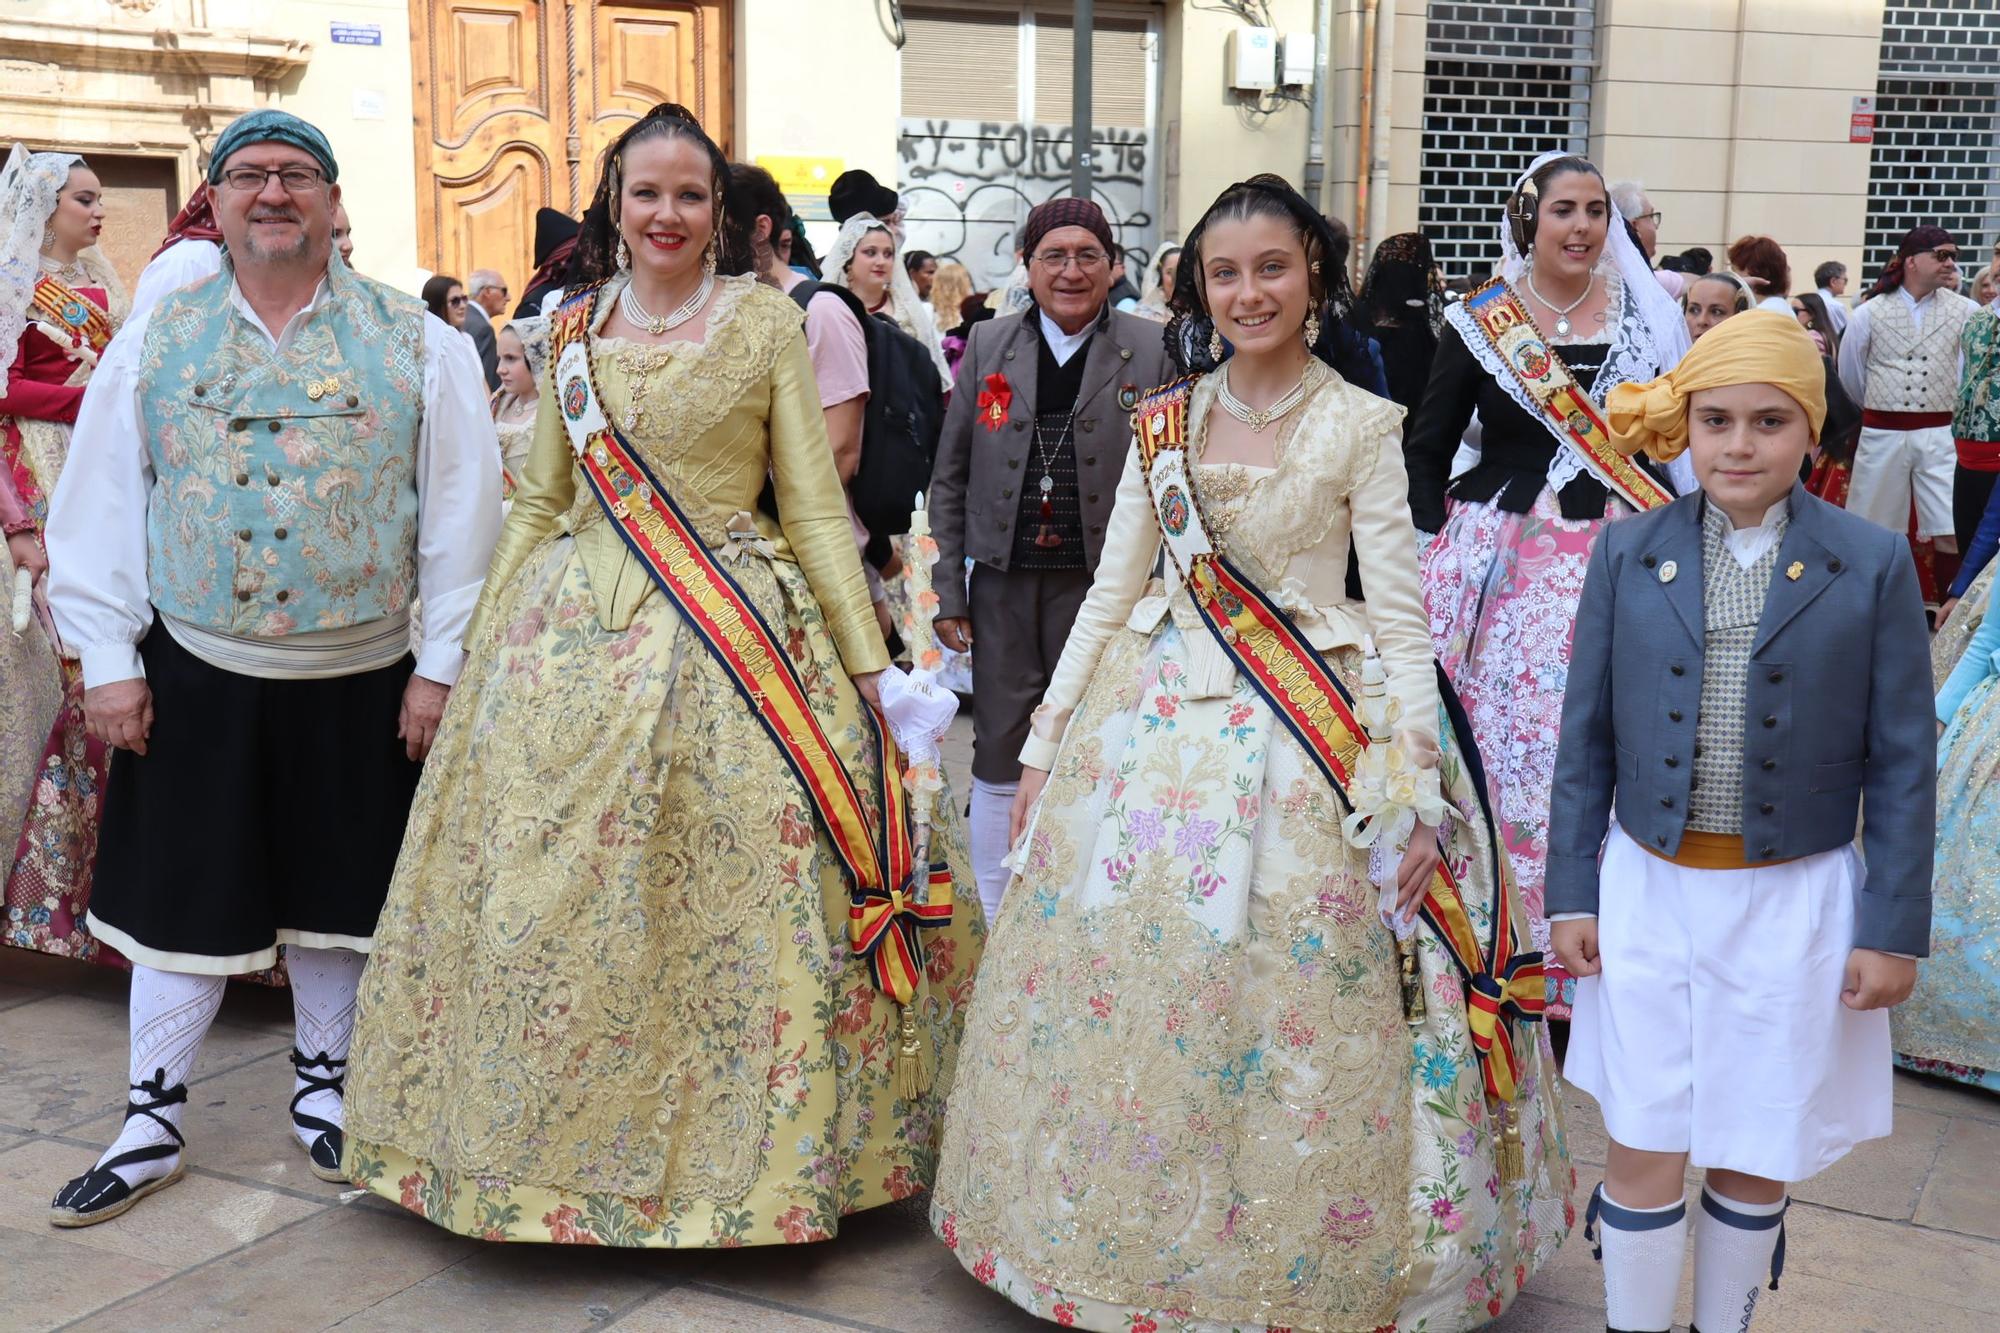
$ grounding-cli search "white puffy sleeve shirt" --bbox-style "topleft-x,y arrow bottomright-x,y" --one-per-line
125,239 -> 224,327
46,278 -> 502,688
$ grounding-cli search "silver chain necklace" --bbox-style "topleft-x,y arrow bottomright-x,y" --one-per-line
1525,269 -> 1594,338
1216,362 -> 1310,432
619,269 -> 714,336
1029,407 -> 1076,549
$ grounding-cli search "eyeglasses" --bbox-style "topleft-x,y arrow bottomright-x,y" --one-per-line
218,166 -> 326,194
447,295 -> 469,307
1638,211 -> 1663,226
1931,248 -> 1960,262
1033,249 -> 1108,273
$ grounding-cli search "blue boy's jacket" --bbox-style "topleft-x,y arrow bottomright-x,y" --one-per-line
1545,481 -> 1936,956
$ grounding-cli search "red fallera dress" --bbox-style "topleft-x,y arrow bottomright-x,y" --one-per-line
0,278 -> 117,962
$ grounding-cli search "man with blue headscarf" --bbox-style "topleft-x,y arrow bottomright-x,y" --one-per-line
41,109 -> 502,1226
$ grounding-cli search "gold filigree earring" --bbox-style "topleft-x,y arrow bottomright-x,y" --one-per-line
1305,312 -> 1321,345
616,236 -> 631,272
1208,325 -> 1224,362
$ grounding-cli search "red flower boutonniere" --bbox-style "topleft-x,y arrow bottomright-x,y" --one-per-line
977,372 -> 1012,431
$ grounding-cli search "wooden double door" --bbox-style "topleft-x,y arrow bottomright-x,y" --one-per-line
409,0 -> 732,287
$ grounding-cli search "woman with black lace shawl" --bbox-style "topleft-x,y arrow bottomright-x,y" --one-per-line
1405,151 -> 1689,1025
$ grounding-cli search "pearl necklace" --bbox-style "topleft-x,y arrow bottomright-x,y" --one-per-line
39,252 -> 87,287
619,269 -> 714,336
1216,362 -> 1310,433
1525,270 -> 1594,338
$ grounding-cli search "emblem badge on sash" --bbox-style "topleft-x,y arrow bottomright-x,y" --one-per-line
554,339 -> 606,453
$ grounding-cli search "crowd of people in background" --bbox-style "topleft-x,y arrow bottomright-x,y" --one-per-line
3,104 -> 1999,1333
392,165 -> 2000,595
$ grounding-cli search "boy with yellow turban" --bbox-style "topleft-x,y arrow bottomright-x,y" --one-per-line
1545,312 -> 1935,1332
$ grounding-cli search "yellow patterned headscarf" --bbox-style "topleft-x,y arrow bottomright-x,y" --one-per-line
1605,310 -> 1826,462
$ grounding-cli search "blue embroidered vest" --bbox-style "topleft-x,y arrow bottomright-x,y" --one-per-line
138,261 -> 425,637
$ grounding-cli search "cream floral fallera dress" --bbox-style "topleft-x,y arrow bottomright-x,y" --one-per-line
930,365 -> 1573,1332
343,274 -> 984,1247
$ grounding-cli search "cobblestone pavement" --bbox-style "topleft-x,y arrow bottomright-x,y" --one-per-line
2,717 -> 1996,1330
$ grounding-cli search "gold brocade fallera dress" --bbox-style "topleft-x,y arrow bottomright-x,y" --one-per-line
931,370 -> 1572,1331
343,275 -> 985,1247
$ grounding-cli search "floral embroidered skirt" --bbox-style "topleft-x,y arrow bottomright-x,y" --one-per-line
1934,561 -> 1997,691
1,420 -> 112,964
930,622 -> 1572,1332
1892,671 -> 2000,1095
1419,490 -> 1627,1020
342,535 -> 985,1246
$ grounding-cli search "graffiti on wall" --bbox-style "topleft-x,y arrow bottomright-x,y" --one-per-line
897,118 -> 1159,292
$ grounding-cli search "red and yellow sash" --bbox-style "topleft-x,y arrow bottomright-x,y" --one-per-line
548,282 -> 951,1007
1134,378 -> 1544,1101
29,275 -> 114,358
1459,279 -> 1672,513
851,864 -> 956,1004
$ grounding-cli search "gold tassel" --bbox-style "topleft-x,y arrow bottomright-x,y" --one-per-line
1399,937 -> 1426,1027
896,998 -> 931,1100
1495,1100 -> 1525,1186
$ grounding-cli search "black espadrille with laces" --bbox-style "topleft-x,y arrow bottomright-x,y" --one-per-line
289,1048 -> 349,1183
50,1070 -> 188,1227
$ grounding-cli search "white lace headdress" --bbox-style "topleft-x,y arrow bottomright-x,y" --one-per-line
1444,148 -> 1694,494
504,315 -> 552,382
0,143 -> 83,362
822,213 -> 952,384
1496,148 -> 1690,374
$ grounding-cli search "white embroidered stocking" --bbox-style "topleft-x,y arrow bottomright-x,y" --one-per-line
1692,1187 -> 1787,1333
286,945 -> 365,1148
94,966 -> 225,1187
967,777 -> 1018,924
1595,1188 -> 1688,1332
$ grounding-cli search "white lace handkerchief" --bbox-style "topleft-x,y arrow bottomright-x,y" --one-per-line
878,664 -> 958,765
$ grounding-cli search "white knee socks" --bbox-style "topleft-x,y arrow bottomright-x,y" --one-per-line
286,945 -> 365,1148
1589,1184 -> 1688,1332
967,777 -> 1018,924
1693,1187 -> 1787,1332
97,966 -> 226,1187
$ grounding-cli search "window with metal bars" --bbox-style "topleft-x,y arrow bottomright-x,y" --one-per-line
1416,1 -> 1596,280
1863,1 -> 2000,280
896,4 -> 1160,289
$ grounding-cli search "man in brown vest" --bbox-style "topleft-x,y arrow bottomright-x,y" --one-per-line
930,198 -> 1173,920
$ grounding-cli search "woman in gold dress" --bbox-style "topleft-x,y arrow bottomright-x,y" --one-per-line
931,178 -> 1570,1330
343,104 -> 983,1247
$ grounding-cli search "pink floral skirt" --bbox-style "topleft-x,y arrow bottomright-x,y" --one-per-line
1421,489 -> 1628,1019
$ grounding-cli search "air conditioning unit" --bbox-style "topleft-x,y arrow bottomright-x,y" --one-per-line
1226,27 -> 1278,92
1279,32 -> 1317,89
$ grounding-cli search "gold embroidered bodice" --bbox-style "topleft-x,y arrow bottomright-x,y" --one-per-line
472,274 -> 887,673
